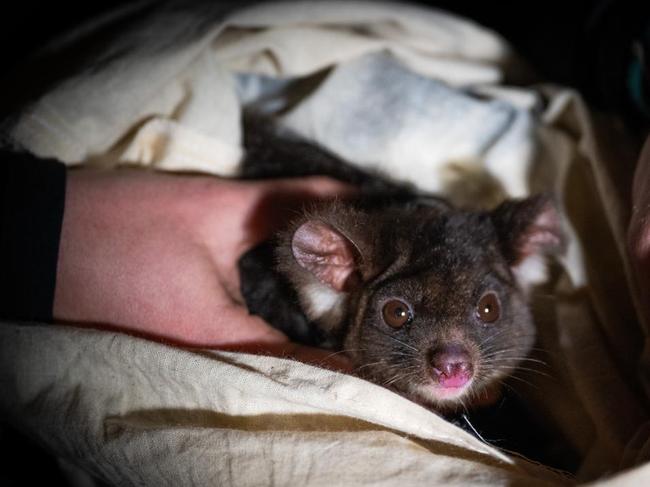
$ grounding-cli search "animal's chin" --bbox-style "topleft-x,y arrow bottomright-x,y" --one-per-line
411,379 -> 474,407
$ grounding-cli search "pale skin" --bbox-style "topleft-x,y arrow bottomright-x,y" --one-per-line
53,169 -> 354,371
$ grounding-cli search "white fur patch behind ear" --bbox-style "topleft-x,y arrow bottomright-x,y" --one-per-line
300,282 -> 346,330
512,253 -> 548,292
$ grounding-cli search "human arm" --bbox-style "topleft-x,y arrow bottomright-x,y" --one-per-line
0,152 -> 353,369
53,168 -> 354,368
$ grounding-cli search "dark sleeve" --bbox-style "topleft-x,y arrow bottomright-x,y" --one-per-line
0,150 -> 67,322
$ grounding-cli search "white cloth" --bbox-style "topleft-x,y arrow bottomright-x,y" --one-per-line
2,1 -> 649,485
0,323 -> 562,486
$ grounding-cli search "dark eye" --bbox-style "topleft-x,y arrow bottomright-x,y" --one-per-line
477,292 -> 500,323
382,299 -> 413,328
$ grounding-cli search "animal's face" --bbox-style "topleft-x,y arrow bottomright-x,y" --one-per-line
344,218 -> 537,409
278,195 -> 563,410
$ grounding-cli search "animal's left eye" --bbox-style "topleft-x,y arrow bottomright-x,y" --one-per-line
382,299 -> 413,328
476,292 -> 500,323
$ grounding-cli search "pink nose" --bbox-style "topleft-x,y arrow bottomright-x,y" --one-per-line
430,345 -> 473,388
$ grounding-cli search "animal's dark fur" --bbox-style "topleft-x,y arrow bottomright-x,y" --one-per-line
237,114 -> 564,412
274,198 -> 562,411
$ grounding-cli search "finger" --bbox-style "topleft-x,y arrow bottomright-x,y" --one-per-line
271,176 -> 359,199
242,176 -> 358,248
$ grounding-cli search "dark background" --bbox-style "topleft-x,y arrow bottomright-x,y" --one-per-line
1,0 -> 648,123
0,0 -> 622,79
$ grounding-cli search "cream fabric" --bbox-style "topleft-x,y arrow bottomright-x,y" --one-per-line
0,324 -> 564,486
2,1 -> 649,485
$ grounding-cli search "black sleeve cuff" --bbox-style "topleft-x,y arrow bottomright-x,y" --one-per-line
0,150 -> 67,322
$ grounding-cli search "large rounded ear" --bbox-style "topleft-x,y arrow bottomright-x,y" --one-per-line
292,220 -> 360,292
491,194 -> 565,290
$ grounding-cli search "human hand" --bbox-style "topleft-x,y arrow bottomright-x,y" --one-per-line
53,169 -> 354,371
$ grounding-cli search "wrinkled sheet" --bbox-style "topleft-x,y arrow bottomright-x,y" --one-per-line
2,1 -> 649,485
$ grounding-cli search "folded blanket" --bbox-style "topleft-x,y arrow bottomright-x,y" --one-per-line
0,323 -> 565,486
2,1 -> 649,485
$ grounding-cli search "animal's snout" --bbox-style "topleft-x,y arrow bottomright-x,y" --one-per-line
430,343 -> 474,388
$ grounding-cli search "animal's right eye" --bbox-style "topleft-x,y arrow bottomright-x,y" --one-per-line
476,292 -> 500,323
382,299 -> 413,328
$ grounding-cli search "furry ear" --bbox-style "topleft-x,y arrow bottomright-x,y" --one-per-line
491,194 -> 565,289
292,220 -> 361,292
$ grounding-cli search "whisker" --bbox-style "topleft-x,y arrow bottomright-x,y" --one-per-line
480,353 -> 549,368
372,327 -> 420,353
495,379 -> 525,401
461,413 -> 490,444
480,357 -> 549,368
319,348 -> 363,362
387,335 -> 419,352
355,361 -> 385,372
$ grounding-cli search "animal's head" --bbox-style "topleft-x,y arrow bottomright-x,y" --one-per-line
277,195 -> 564,410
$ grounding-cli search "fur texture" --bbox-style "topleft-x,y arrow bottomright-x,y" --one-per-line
237,113 -> 564,411
274,197 -> 563,411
